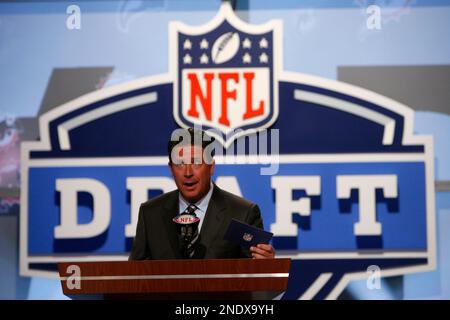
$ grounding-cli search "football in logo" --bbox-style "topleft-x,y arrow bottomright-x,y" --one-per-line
211,32 -> 240,64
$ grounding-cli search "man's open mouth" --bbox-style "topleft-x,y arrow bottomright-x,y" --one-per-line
184,181 -> 198,187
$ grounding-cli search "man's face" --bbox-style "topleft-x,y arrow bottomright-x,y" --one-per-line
169,145 -> 215,203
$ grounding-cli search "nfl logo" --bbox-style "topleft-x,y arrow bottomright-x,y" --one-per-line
243,233 -> 253,242
170,3 -> 280,146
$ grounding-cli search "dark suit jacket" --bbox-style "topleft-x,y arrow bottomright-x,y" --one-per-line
129,184 -> 264,260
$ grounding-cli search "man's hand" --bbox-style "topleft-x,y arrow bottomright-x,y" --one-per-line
250,244 -> 275,259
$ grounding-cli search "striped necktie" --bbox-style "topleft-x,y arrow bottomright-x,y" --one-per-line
183,204 -> 199,258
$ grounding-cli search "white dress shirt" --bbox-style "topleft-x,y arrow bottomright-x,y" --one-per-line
178,182 -> 214,232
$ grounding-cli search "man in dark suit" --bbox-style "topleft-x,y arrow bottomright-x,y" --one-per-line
129,128 -> 275,260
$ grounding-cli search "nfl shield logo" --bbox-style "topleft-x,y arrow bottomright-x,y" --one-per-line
170,3 -> 280,147
243,233 -> 253,242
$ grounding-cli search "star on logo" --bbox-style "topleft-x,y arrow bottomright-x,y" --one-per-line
259,52 -> 268,63
242,52 -> 252,63
200,38 -> 209,49
183,53 -> 192,64
242,38 -> 252,49
183,39 -> 192,50
259,37 -> 268,48
200,53 -> 209,64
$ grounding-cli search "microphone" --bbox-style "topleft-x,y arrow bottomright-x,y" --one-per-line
173,206 -> 200,258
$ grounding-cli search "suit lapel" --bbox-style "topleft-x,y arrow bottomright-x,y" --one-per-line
162,191 -> 182,259
198,185 -> 227,254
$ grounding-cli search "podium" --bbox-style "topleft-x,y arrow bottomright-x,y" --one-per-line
58,258 -> 291,300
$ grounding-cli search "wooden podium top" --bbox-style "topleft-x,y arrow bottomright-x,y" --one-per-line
58,258 -> 291,299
